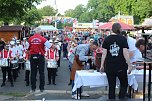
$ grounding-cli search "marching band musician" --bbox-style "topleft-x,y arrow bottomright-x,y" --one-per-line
16,40 -> 24,70
9,41 -> 18,82
0,45 -> 14,87
45,40 -> 59,85
54,38 -> 61,67
23,50 -> 30,86
22,38 -> 29,51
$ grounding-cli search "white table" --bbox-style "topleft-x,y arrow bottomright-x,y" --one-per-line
131,69 -> 152,82
72,70 -> 138,92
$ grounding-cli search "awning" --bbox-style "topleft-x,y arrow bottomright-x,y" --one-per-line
99,21 -> 135,30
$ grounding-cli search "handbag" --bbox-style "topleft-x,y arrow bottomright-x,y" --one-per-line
25,60 -> 31,70
0,50 -> 10,67
47,49 -> 58,68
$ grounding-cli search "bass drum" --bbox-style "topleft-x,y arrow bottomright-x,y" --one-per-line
0,58 -> 10,67
25,60 -> 31,71
47,59 -> 58,68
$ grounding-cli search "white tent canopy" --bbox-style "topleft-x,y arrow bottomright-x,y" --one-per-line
38,25 -> 58,31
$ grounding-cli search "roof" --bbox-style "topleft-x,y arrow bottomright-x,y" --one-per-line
0,26 -> 24,32
99,21 -> 135,30
134,25 -> 152,30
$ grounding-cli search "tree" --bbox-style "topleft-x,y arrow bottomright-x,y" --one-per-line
64,0 -> 152,24
72,4 -> 86,19
64,9 -> 74,17
38,5 -> 56,16
87,0 -> 116,22
79,11 -> 92,22
0,0 -> 43,24
23,7 -> 42,26
109,0 -> 152,24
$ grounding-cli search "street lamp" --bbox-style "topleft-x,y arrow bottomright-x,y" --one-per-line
54,0 -> 58,28
55,12 -> 59,28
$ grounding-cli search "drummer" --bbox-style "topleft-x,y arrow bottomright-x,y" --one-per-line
23,50 -> 30,86
0,45 -> 14,87
9,41 -> 18,82
45,40 -> 59,85
16,40 -> 24,70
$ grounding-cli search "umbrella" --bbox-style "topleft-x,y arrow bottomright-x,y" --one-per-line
99,21 -> 135,30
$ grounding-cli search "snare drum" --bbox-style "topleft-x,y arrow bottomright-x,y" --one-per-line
11,60 -> 18,69
47,59 -> 58,68
18,58 -> 25,63
0,58 -> 9,67
25,60 -> 31,70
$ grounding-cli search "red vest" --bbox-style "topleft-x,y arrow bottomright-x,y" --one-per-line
0,49 -> 10,58
28,34 -> 47,56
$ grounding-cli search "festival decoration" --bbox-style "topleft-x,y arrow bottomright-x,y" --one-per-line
41,16 -> 78,24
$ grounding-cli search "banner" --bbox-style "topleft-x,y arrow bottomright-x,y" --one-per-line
42,16 -> 77,24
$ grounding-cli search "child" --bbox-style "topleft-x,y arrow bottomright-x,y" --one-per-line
9,41 -> 18,82
23,50 -> 30,86
46,40 -> 59,85
0,45 -> 14,87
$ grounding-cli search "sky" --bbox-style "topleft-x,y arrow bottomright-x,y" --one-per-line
36,0 -> 89,14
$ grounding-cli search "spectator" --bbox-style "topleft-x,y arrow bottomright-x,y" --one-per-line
0,38 -> 6,52
100,23 -> 132,99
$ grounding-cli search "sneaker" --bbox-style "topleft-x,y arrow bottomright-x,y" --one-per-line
1,83 -> 5,87
30,89 -> 35,93
72,94 -> 80,100
40,89 -> 44,92
81,92 -> 89,97
47,83 -> 51,85
11,84 -> 14,87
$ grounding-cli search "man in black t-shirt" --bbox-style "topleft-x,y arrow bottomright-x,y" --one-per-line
0,38 -> 6,52
100,23 -> 132,99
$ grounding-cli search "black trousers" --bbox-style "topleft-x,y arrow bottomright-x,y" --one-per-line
1,67 -> 13,84
106,70 -> 128,99
57,50 -> 61,67
47,68 -> 57,84
30,54 -> 45,90
18,62 -> 24,70
25,70 -> 30,85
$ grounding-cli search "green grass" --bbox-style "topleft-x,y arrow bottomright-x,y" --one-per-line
0,92 -> 26,97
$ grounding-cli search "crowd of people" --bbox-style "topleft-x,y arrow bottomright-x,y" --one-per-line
0,23 -> 151,100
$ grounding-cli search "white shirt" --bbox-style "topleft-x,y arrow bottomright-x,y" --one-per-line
22,41 -> 29,51
127,36 -> 139,63
16,44 -> 24,58
68,47 -> 76,63
9,46 -> 18,58
134,49 -> 142,61
55,43 -> 61,50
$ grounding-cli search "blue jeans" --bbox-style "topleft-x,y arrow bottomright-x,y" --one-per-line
63,51 -> 67,58
72,80 -> 82,95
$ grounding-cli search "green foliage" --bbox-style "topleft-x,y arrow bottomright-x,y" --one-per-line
38,5 -> 57,16
0,0 -> 42,23
64,9 -> 74,17
23,7 -> 42,26
64,0 -> 152,24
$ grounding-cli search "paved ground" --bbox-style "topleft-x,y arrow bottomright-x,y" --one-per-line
0,57 -> 107,100
0,56 -> 150,101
